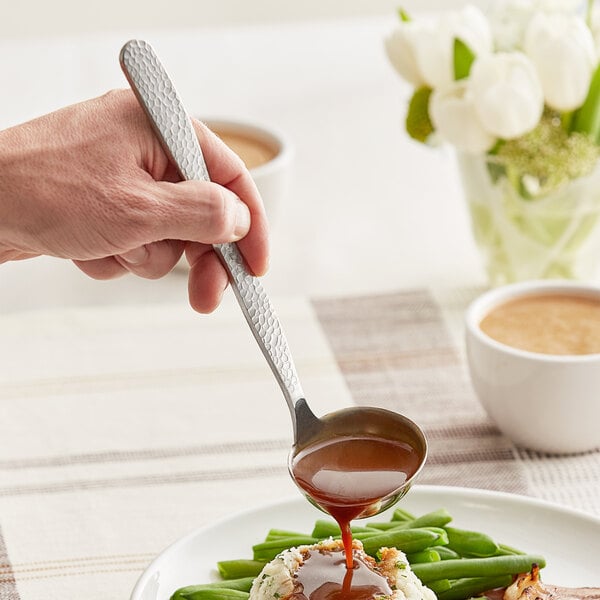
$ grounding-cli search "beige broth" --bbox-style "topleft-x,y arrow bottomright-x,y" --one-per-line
479,293 -> 600,355
212,128 -> 278,170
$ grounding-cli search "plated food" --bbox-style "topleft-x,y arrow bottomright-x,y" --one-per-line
129,488 -> 600,600
170,506 -> 550,600
247,539 -> 434,600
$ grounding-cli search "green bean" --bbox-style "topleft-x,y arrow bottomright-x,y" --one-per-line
391,507 -> 416,521
265,529 -> 306,540
369,509 -> 453,531
252,536 -> 318,561
409,509 -> 453,529
171,586 -> 251,600
445,526 -> 499,557
179,578 -> 255,592
406,549 -> 440,564
361,528 -> 448,556
217,560 -> 266,580
364,521 -> 406,530
411,555 -> 546,583
432,546 -> 461,560
437,575 -> 513,600
497,543 -> 525,556
427,579 -> 451,594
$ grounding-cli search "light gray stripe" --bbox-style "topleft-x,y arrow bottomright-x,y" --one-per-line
0,439 -> 289,470
0,465 -> 288,497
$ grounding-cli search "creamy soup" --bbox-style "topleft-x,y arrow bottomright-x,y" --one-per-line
212,128 -> 278,170
479,293 -> 600,355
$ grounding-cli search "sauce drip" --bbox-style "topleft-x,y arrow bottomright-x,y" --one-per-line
290,435 -> 421,568
292,547 -> 392,600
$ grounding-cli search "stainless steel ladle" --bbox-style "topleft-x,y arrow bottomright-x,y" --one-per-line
120,40 -> 427,517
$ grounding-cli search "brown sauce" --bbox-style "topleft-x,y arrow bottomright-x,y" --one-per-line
479,293 -> 600,355
211,128 -> 278,169
292,547 -> 392,600
290,435 -> 421,568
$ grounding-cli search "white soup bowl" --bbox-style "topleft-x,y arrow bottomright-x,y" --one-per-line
465,280 -> 600,454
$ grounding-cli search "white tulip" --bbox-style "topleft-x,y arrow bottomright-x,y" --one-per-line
490,0 -> 583,52
384,21 -> 429,87
414,5 -> 493,89
590,4 -> 600,57
470,52 -> 544,139
385,5 -> 492,90
524,12 -> 596,111
430,81 -> 496,153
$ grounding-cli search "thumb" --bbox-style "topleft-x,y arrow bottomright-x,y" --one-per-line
152,179 -> 251,243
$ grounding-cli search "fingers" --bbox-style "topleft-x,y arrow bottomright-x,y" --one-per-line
114,240 -> 185,279
186,243 -> 229,313
136,114 -> 269,278
152,180 -> 251,244
150,178 -> 268,277
191,120 -> 270,276
73,256 -> 127,280
75,240 -> 185,280
75,240 -> 232,314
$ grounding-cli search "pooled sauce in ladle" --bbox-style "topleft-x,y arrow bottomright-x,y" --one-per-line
292,547 -> 392,600
290,423 -> 424,569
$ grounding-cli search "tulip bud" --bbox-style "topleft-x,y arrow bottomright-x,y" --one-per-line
469,52 -> 544,139
415,5 -> 492,89
384,23 -> 428,87
385,5 -> 492,90
524,12 -> 596,112
429,80 -> 496,153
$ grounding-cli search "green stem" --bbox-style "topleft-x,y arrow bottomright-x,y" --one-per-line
561,110 -> 574,133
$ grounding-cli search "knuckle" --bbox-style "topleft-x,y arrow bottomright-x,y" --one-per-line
205,185 -> 235,240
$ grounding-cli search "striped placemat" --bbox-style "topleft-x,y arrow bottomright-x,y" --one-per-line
0,288 -> 598,599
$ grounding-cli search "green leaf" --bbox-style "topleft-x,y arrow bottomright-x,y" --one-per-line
453,38 -> 476,81
397,7 -> 411,22
571,61 -> 600,142
405,86 -> 434,143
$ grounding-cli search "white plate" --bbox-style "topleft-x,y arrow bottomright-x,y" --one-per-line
131,485 -> 600,599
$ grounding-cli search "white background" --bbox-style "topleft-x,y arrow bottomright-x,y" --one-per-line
0,1 -> 488,312
1,0 -> 489,39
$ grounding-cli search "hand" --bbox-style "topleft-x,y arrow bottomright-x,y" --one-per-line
0,89 -> 269,312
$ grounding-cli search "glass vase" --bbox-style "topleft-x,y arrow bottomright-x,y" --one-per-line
457,152 -> 600,286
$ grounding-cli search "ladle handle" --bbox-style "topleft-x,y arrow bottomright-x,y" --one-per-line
119,39 -> 306,422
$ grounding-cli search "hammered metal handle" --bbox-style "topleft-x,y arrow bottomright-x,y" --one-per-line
119,39 -> 305,417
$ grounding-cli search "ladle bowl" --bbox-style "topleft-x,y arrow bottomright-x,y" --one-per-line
289,402 -> 427,519
120,39 -> 428,520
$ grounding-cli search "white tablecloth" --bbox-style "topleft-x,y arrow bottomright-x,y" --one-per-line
1,288 -> 599,599
1,14 -> 599,600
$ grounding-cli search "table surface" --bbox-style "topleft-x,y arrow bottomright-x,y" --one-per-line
1,15 -> 599,600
